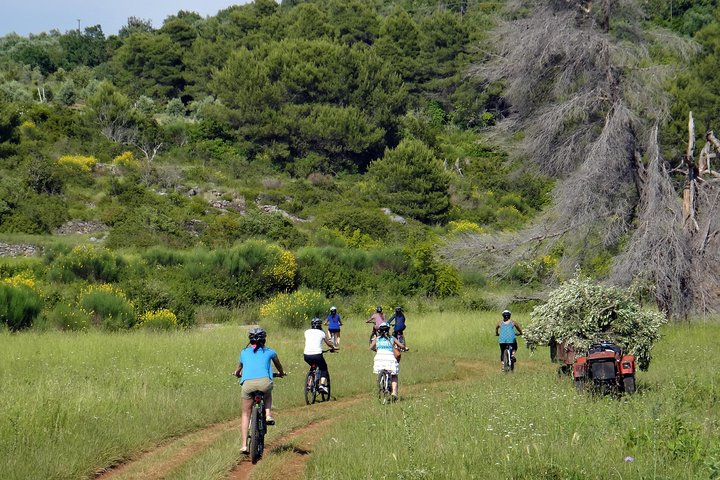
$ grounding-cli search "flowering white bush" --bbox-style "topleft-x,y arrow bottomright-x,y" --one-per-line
525,274 -> 667,370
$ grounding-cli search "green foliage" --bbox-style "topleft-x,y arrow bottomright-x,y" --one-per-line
317,206 -> 391,240
0,283 -> 43,330
45,302 -> 92,331
260,287 -> 328,328
136,309 -> 178,330
50,245 -> 124,283
366,138 -> 451,224
184,241 -> 297,306
525,273 -> 668,370
407,241 -> 462,297
79,285 -> 136,330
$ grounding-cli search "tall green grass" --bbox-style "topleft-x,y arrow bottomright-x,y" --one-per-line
0,313 -> 718,479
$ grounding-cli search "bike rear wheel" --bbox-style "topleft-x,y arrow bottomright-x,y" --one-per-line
378,371 -> 391,404
249,404 -> 264,464
503,348 -> 513,372
304,370 -> 317,405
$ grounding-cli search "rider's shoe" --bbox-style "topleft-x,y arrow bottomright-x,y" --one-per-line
240,447 -> 249,454
319,384 -> 328,393
266,416 -> 275,425
390,394 -> 398,402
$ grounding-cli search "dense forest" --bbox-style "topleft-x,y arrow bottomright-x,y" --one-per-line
1,0 -> 719,331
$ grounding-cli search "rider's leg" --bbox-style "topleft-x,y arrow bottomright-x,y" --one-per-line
391,374 -> 399,397
265,390 -> 273,420
240,397 -> 252,450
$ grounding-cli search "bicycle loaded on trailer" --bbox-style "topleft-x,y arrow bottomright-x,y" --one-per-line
305,349 -> 335,404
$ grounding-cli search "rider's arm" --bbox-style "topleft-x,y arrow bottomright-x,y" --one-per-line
515,322 -> 523,335
387,313 -> 396,325
234,362 -> 243,378
495,322 -> 500,336
393,337 -> 405,350
323,336 -> 335,349
271,356 -> 285,377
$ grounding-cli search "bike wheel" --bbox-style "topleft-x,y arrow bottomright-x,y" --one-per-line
378,372 -> 391,404
304,371 -> 316,405
503,348 -> 512,373
320,376 -> 331,402
249,405 -> 264,464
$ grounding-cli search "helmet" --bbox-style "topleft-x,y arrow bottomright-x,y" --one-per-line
394,306 -> 402,312
248,327 -> 267,342
378,322 -> 390,334
376,305 -> 383,313
330,306 -> 337,312
311,317 -> 322,328
502,310 -> 511,319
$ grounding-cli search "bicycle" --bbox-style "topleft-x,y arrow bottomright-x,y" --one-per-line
305,349 -> 335,405
246,373 -> 283,464
377,369 -> 395,404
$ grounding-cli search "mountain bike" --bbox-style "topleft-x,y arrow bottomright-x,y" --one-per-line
246,373 -> 283,464
377,369 -> 394,404
305,349 -> 335,405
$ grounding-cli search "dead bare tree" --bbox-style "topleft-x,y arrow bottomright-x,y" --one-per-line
444,0 -> 710,318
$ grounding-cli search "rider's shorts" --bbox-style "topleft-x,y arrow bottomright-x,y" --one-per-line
241,377 -> 273,399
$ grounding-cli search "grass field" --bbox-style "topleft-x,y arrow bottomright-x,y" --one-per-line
1,312 -> 718,479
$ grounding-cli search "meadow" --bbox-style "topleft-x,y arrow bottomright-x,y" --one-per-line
0,312 -> 718,479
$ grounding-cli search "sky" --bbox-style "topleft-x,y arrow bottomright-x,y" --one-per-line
1,1 -> 252,37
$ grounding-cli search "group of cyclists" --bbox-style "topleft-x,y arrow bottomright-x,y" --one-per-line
233,306 -> 521,454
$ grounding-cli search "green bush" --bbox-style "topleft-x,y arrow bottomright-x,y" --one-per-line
136,309 -> 178,331
141,246 -> 186,267
79,285 -> 136,330
260,288 -> 328,329
317,207 -> 390,240
50,245 -> 124,283
0,283 -> 43,330
185,241 -> 297,306
45,302 -> 92,331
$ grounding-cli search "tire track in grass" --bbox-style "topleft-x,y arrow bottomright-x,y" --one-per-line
95,358 -> 548,480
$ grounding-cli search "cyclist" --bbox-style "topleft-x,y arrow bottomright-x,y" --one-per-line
387,306 -> 407,351
324,306 -> 343,346
370,322 -> 405,401
495,310 -> 523,367
234,326 -> 285,454
304,317 -> 336,393
366,305 -> 385,345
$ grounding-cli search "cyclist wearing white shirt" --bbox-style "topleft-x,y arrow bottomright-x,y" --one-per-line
304,317 -> 336,392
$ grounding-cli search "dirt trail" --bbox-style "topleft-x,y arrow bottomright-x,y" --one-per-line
95,358 -> 540,480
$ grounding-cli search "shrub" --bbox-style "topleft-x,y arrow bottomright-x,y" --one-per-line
79,284 -> 136,330
0,283 -> 43,330
51,245 -> 123,283
260,288 -> 328,329
45,303 -> 92,331
112,151 -> 141,170
136,309 -> 178,330
57,155 -> 97,173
